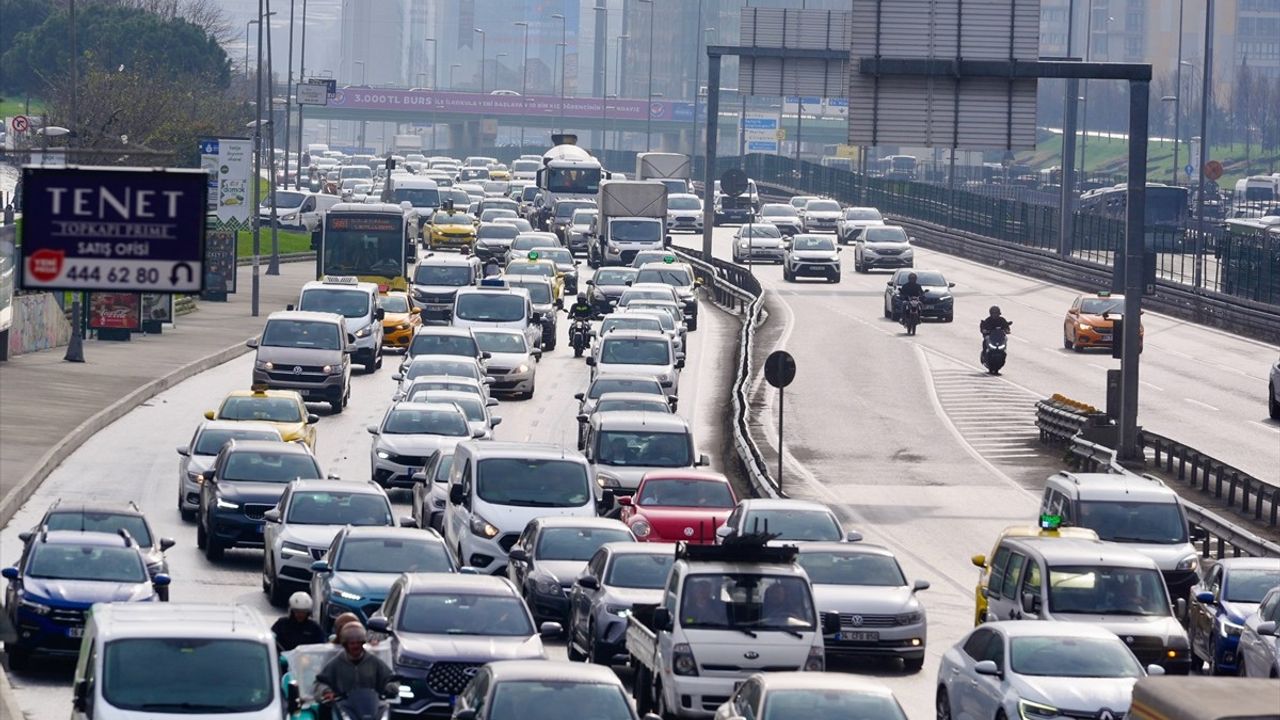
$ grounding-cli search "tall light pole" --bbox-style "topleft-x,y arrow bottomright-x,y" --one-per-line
474,28 -> 487,94
264,2 -> 280,277
692,23 -> 711,161
252,0 -> 265,317
1193,0 -> 1214,289
1172,0 -> 1184,185
354,60 -> 366,151
640,0 -> 655,151
245,19 -> 259,82
591,7 -> 608,149
615,36 -> 628,152
425,37 -> 437,151
283,0 -> 295,194
515,22 -> 529,149
552,13 -> 567,133
294,0 -> 308,190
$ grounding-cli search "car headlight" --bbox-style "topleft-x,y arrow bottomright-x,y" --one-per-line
280,213 -> 298,222
596,472 -> 621,489
18,597 -> 52,615
937,294 -> 953,303
656,372 -> 671,383
281,541 -> 311,557
896,611 -> 924,625
630,518 -> 652,538
469,515 -> 500,539
256,360 -> 275,370
332,588 -> 362,601
606,604 -> 633,617
395,322 -> 411,331
1220,619 -> 1245,637
515,364 -> 530,374
1078,322 -> 1092,331
395,649 -> 433,670
803,645 -> 824,672
902,247 -> 914,256
216,497 -> 240,510
1018,700 -> 1061,720
376,450 -> 391,460
533,574 -> 563,595
737,240 -> 749,248
354,325 -> 373,338
863,247 -> 878,256
1176,555 -> 1199,572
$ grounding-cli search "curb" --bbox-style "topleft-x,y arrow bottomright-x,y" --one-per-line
0,664 -> 23,720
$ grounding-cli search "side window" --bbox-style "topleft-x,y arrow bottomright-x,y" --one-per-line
587,549 -> 607,580
989,546 -> 1012,592
302,197 -> 316,212
962,628 -> 993,660
517,524 -> 537,555
1021,561 -> 1042,597
1266,595 -> 1280,622
735,679 -> 761,720
458,671 -> 489,712
1059,494 -> 1075,524
663,570 -> 680,614
460,461 -> 473,508
1041,488 -> 1060,515
999,553 -> 1026,600
982,631 -> 1006,668
1207,565 -> 1223,594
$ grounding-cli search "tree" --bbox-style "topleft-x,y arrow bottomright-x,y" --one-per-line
0,0 -> 53,90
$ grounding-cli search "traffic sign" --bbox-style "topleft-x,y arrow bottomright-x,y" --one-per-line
764,350 -> 796,388
297,82 -> 328,106
776,129 -> 786,141
1204,160 -> 1224,181
11,115 -> 29,133
720,169 -> 748,198
1184,164 -> 1194,177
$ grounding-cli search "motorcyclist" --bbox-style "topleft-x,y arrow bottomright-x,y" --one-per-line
980,305 -> 1013,361
483,257 -> 502,278
897,273 -> 925,302
272,592 -> 326,651
314,624 -> 398,703
566,292 -> 594,323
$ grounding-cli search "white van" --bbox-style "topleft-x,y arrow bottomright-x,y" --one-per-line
586,329 -> 681,396
71,603 -> 285,720
442,441 -> 601,574
451,281 -> 543,352
259,189 -> 339,233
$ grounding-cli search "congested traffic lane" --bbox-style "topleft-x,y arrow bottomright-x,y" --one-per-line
0,266 -> 733,720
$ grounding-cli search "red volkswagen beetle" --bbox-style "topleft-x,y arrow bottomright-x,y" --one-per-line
618,470 -> 737,544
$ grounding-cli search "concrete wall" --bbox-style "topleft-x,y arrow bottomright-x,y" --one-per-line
7,293 -> 71,357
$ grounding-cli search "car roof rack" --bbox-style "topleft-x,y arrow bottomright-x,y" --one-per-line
676,531 -> 798,565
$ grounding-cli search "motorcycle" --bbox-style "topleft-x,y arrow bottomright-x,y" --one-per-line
982,322 -> 1012,375
901,297 -> 923,336
282,644 -> 395,720
569,318 -> 592,358
329,689 -> 393,720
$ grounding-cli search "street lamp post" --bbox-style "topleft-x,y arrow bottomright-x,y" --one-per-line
353,60 -> 366,151
264,2 -> 280,277
251,0 -> 265,318
245,19 -> 259,82
294,0 -> 308,190
640,0 -> 655,151
552,13 -> 566,133
615,35 -> 629,152
283,0 -> 296,197
474,29 -> 487,94
425,38 -> 437,150
1173,0 -> 1184,184
692,24 -> 712,161
1193,0 -> 1214,289
515,22 -> 529,149
591,7 -> 608,149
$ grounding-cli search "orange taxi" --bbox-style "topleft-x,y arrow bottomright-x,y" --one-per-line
379,291 -> 421,350
1063,291 -> 1144,352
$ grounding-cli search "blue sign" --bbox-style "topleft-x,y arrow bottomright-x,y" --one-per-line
1185,164 -> 1194,176
742,117 -> 778,130
198,138 -> 219,155
746,140 -> 778,152
20,166 -> 208,293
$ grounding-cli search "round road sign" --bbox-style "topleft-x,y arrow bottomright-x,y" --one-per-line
1204,160 -> 1224,181
11,115 -> 29,133
764,350 -> 796,389
720,168 -> 748,198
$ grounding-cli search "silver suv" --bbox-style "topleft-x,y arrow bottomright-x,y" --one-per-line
249,311 -> 353,412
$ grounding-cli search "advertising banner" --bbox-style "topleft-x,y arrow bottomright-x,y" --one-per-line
88,292 -> 142,330
141,293 -> 173,324
326,88 -> 694,124
203,227 -> 238,297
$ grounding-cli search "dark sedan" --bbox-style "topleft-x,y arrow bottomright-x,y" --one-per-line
883,269 -> 955,322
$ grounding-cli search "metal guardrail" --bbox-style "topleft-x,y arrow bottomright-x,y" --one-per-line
1036,399 -> 1108,445
1141,430 -> 1279,529
673,247 -> 781,499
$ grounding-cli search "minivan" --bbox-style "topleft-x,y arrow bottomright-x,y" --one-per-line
982,536 -> 1191,674
586,330 -> 681,396
1041,472 -> 1202,602
294,276 -> 384,372
71,603 -> 286,720
248,310 -> 353,412
451,283 -> 543,352
582,411 -> 708,494
442,441 -> 600,575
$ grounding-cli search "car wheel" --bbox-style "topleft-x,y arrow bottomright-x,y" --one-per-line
1270,381 -> 1279,420
203,523 -> 224,561
936,687 -> 953,720
996,710 -> 1008,720
883,300 -> 892,319
331,392 -> 345,414
1071,333 -> 1085,353
1237,657 -> 1248,677
656,681 -> 675,720
6,643 -> 31,673
267,562 -> 289,607
1063,333 -> 1073,350
374,350 -> 384,370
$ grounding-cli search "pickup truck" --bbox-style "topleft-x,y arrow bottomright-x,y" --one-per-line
624,541 -> 834,719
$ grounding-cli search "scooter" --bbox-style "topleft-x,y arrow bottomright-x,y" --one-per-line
982,323 -> 1012,374
901,297 -> 923,336
329,689 -> 392,720
569,318 -> 592,358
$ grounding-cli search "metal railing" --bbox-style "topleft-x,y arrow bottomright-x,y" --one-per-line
1140,430 -> 1279,529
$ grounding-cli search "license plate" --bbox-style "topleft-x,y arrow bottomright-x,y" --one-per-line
68,626 -> 84,638
837,631 -> 879,642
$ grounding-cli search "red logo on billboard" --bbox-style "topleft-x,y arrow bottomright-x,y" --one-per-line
27,248 -> 64,282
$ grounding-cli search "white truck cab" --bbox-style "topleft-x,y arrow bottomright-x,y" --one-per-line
626,541 -> 832,719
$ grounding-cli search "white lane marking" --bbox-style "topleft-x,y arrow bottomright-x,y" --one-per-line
1009,335 -> 1030,344
1248,420 -> 1280,434
1042,346 -> 1062,354
1088,362 -> 1110,371
1140,380 -> 1165,391
1184,398 -> 1220,412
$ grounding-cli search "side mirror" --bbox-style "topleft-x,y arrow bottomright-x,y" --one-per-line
204,410 -> 216,420
1257,620 -> 1278,637
574,392 -> 585,401
159,537 -> 176,552
821,611 -> 841,636
459,566 -> 482,575
491,416 -> 502,427
531,348 -> 543,359
307,413 -> 320,424
886,281 -> 893,287
617,496 -> 633,507
286,304 -> 296,312
487,398 -> 500,407
845,531 -> 863,542
18,531 -> 33,543
1190,524 -> 1208,541
1,567 -> 18,580
483,377 -> 495,385
652,607 -> 672,631
1145,664 -> 1166,676
176,445 -> 190,457
391,373 -> 403,381
152,573 -> 171,588
246,337 -> 259,349
948,282 -> 956,288
971,554 -> 987,569
472,428 -> 486,438
576,576 -> 600,590
411,307 -> 421,314
974,660 -> 1001,677
347,333 -> 357,344
412,471 -> 428,484
400,516 -> 418,528
715,524 -> 733,540
449,485 -> 464,505
674,358 -> 685,369
539,621 -> 563,638
1195,591 -> 1216,604
367,616 -> 390,633
912,579 -> 931,593
585,357 -> 596,366
311,560 -> 332,574
696,453 -> 710,467
482,351 -> 493,360
1021,591 -> 1041,615
367,424 -> 379,435
375,308 -> 386,321
263,509 -> 281,523
1176,597 -> 1188,622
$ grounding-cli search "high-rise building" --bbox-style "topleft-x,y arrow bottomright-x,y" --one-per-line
339,0 -> 405,86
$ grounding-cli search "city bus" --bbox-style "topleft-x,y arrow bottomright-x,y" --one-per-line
320,203 -> 416,292
1078,183 -> 1190,251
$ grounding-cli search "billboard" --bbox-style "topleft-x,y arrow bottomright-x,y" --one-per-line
297,82 -> 329,106
88,292 -> 142,331
20,166 -> 207,293
200,137 -> 252,228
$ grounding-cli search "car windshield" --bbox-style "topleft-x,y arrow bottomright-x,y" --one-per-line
409,333 -> 478,357
513,160 -> 540,173
538,248 -> 574,265
44,512 -> 153,547
601,338 -> 669,365
668,197 -> 701,210
1048,565 -> 1171,616
740,224 -> 781,238
596,397 -> 669,414
742,509 -> 841,541
221,451 -> 320,483
287,491 -> 392,526
103,638 -> 274,714
392,188 -> 440,207
481,210 -> 517,222
489,682 -> 632,720
637,478 -> 733,508
864,227 -> 908,243
572,210 -> 597,225
792,236 -> 835,251
796,552 -> 907,586
598,431 -> 691,467
589,377 -> 663,399
680,574 -> 816,631
508,282 -> 552,304
405,360 -> 479,380
194,427 -> 279,455
602,317 -> 663,336
455,294 -> 526,323
607,553 -> 676,589
555,202 -> 596,218
1076,500 -> 1188,544
299,288 -> 371,319
415,264 -> 473,287
636,268 -> 694,287
474,331 -> 527,354
219,396 -> 303,423
900,271 -> 947,287
1080,298 -> 1125,315
1010,636 -> 1143,678
593,269 -> 639,287
478,225 -> 519,240
382,408 -> 469,436
336,537 -> 453,572
610,219 -> 662,242
261,320 -> 341,350
399,593 -> 533,636
807,200 -> 840,212
268,191 -> 308,209
762,205 -> 798,217
28,544 -> 146,582
537,527 -> 634,561
1226,569 -> 1280,603
476,458 -> 590,507
844,208 -> 882,220
763,690 -> 906,720
407,382 -> 482,400
379,295 -> 410,313
513,236 -> 557,250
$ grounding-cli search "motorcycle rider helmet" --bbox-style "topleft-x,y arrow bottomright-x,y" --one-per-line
989,305 -> 1002,317
288,591 -> 313,613
339,623 -> 368,645
577,292 -> 587,304
908,273 -> 918,282
331,612 -> 361,643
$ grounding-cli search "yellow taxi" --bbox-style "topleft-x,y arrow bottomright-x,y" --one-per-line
1063,291 -> 1145,352
970,515 -> 1099,626
204,386 -> 318,449
428,209 -> 478,252
379,291 -> 421,350
504,253 -> 564,306
487,165 -> 511,181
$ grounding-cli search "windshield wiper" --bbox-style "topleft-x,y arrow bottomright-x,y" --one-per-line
1091,609 -> 1151,616
504,499 -> 562,507
737,621 -> 803,638
136,702 -> 245,712
1106,536 -> 1178,544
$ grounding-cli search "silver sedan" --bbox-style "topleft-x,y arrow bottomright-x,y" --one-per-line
566,542 -> 676,665
1236,585 -> 1280,678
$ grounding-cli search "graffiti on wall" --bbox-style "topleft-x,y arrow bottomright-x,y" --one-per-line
8,293 -> 71,356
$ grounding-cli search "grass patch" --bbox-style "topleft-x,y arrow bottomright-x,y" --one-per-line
236,228 -> 312,258
1021,134 -> 1279,188
0,97 -> 46,117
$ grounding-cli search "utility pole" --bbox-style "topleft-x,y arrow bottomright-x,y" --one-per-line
1173,0 -> 1184,185
252,0 -> 264,317
295,0 -> 307,189
474,29 -> 487,94
283,0 -> 295,193
642,0 -> 655,151
552,13 -> 567,134
266,0 -> 280,276
1193,0 -> 1213,289
425,37 -> 437,151
515,22 -> 529,149
1058,0 -> 1079,257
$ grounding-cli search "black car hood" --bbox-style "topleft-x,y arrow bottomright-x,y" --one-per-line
217,481 -> 290,505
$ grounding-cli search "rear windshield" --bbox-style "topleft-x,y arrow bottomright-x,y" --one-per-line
195,427 -> 278,455
221,451 -> 320,483
44,512 -> 154,547
409,333 -> 478,358
607,553 -> 676,589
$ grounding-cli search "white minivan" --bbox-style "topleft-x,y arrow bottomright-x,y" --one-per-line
586,329 -> 681,396
442,441 -> 601,575
71,603 -> 285,720
451,282 -> 543,352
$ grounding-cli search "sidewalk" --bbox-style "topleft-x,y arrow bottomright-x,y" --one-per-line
0,260 -> 314,526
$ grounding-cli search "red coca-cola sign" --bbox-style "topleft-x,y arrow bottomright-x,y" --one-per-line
88,292 -> 142,330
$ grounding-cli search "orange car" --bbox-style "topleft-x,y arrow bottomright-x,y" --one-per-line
378,291 -> 421,350
1062,291 -> 1144,352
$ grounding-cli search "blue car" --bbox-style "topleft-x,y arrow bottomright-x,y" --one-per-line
1188,556 -> 1280,674
309,526 -> 456,632
2,530 -> 168,670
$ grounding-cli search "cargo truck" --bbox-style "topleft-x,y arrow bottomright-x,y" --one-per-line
587,180 -> 669,268
635,152 -> 691,195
